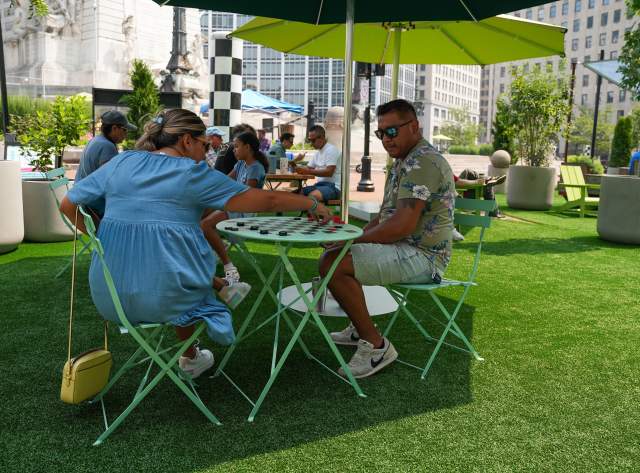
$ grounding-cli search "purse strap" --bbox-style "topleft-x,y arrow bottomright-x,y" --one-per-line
67,207 -> 108,368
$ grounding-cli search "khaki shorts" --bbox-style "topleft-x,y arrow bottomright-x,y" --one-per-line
350,242 -> 438,286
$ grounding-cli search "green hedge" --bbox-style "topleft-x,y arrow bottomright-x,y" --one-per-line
567,155 -> 605,174
448,144 -> 494,156
1,96 -> 51,124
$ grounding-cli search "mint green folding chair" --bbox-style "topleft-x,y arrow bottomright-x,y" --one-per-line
383,198 -> 495,380
45,168 -> 92,278
76,207 -> 221,446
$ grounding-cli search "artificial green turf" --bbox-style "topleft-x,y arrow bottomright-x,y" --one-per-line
1,200 -> 639,473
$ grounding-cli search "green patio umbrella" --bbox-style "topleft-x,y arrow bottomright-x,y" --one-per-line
155,0 -> 561,220
230,15 -> 566,211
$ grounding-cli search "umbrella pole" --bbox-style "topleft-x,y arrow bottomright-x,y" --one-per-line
340,0 -> 355,222
386,27 -> 402,169
391,28 -> 401,99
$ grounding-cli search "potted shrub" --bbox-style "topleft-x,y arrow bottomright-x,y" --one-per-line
12,95 -> 90,242
607,116 -> 633,175
505,65 -> 570,210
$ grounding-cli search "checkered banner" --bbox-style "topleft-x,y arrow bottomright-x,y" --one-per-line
209,32 -> 243,138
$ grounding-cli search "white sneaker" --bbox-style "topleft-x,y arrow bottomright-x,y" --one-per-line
223,264 -> 241,285
179,347 -> 214,379
452,228 -> 465,241
330,323 -> 361,346
338,338 -> 398,379
219,282 -> 251,309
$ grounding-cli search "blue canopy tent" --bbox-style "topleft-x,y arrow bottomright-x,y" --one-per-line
583,59 -> 627,88
200,90 -> 304,116
241,89 -> 304,114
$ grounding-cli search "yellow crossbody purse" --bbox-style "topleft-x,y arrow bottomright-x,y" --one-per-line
60,208 -> 112,405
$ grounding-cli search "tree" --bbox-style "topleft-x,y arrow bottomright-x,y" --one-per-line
609,116 -> 634,167
11,96 -> 90,170
619,0 -> 640,100
629,107 -> 640,148
506,64 -> 570,167
491,97 -> 517,163
567,106 -> 615,158
120,59 -> 161,141
439,108 -> 480,146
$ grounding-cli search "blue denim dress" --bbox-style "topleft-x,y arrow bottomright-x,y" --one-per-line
67,150 -> 248,345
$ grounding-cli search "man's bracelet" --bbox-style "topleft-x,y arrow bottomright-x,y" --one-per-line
308,195 -> 319,212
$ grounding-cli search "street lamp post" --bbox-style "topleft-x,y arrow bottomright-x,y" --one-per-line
357,63 -> 375,192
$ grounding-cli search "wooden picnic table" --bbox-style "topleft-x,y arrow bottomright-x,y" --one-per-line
265,173 -> 315,193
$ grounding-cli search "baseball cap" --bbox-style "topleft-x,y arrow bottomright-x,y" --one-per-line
205,126 -> 226,137
101,110 -> 137,131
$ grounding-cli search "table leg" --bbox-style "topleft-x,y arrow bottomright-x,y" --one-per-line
213,257 -> 284,377
276,243 -> 366,398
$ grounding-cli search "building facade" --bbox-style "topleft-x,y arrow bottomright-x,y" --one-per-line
1,0 -> 205,97
414,63 -> 481,143
480,0 -> 637,145
200,11 -> 416,123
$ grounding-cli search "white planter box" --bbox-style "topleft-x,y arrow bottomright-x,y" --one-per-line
22,180 -> 74,242
506,166 -> 557,211
0,161 -> 24,253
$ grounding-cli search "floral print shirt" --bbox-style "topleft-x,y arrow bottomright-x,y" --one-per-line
380,139 -> 455,276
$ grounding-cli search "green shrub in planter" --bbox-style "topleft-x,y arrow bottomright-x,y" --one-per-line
609,116 -> 633,168
567,155 -> 605,174
478,144 -> 494,156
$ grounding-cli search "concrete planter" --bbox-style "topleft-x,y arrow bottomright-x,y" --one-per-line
0,161 -> 24,253
597,176 -> 640,245
487,164 -> 508,194
506,165 -> 557,210
22,180 -> 73,242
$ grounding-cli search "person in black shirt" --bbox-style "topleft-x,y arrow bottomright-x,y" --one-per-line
214,123 -> 256,175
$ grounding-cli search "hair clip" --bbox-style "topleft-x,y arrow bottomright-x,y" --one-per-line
153,116 -> 164,125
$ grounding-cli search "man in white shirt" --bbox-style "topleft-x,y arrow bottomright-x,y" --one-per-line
293,125 -> 341,202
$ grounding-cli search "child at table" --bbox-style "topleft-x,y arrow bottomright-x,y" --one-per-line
60,108 -> 330,379
201,131 -> 268,285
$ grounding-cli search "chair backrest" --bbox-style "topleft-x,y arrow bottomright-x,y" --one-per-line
453,198 -> 495,283
46,167 -> 75,233
78,206 -> 136,332
560,165 -> 585,202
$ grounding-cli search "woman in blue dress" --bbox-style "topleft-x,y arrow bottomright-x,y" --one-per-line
60,108 -> 330,378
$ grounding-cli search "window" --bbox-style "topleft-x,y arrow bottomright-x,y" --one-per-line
500,66 -> 506,78
587,16 -> 593,28
610,50 -> 618,59
562,1 -> 568,15
571,38 -> 579,51
573,19 -> 580,32
499,84 -> 505,93
581,94 -> 588,105
434,108 -> 439,118
561,20 -> 568,28
599,32 -> 607,46
526,9 -> 533,19
575,0 -> 582,12
550,4 -> 557,17
588,0 -> 595,7
419,76 -> 425,85
584,55 -> 591,62
582,74 -> 589,86
607,91 -> 614,103
602,0 -> 609,4
601,12 -> 608,26
617,110 -> 625,119
619,90 -> 626,101
524,64 -> 530,73
612,30 -> 619,43
613,9 -> 621,22
585,35 -> 592,48
419,90 -> 425,100
420,64 -> 426,71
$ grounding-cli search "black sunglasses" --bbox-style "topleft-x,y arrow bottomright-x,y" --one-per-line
374,120 -> 414,140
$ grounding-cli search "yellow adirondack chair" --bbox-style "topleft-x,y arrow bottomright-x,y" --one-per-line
552,165 -> 599,218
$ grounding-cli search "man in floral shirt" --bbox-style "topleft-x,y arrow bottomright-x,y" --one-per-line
320,99 -> 455,379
